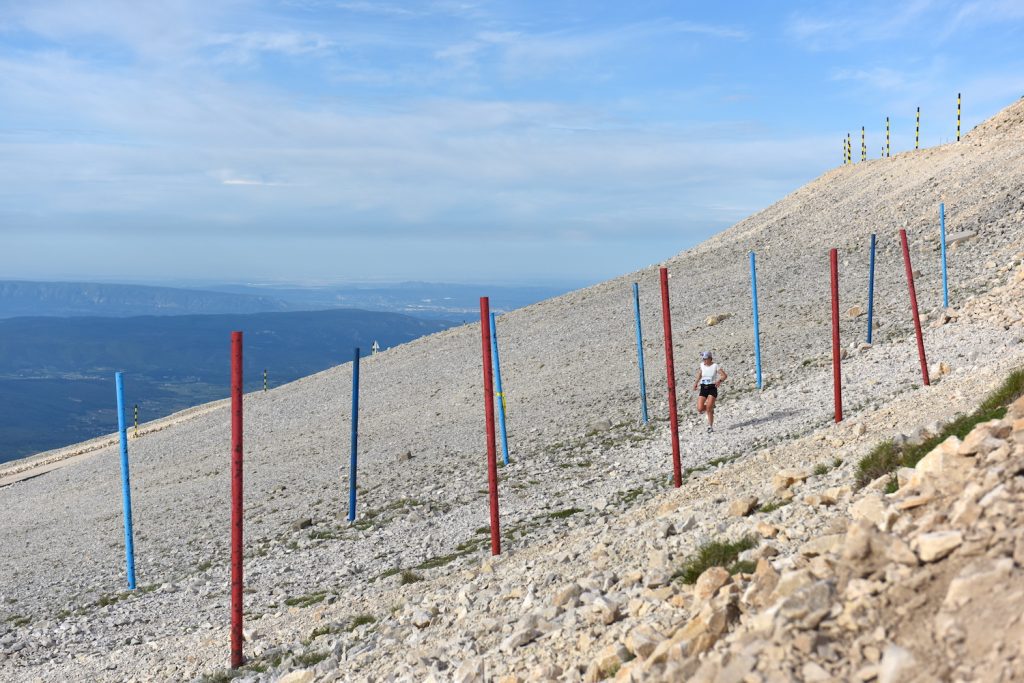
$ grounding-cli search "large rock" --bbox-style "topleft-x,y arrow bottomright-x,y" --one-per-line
943,557 -> 1014,609
624,624 -> 662,659
850,493 -> 896,531
705,314 -> 730,326
278,671 -> 315,683
913,531 -> 963,562
772,469 -> 809,492
945,230 -> 977,246
777,581 -> 835,630
500,628 -> 540,652
878,644 -> 917,683
728,496 -> 758,517
694,566 -> 731,601
799,533 -> 844,557
552,583 -> 582,608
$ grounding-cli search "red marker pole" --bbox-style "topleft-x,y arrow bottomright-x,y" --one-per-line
659,268 -> 682,487
229,331 -> 244,669
479,298 -> 501,555
900,230 -> 930,386
830,249 -> 843,423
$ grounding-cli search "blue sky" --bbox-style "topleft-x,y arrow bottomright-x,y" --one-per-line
1,1 -> 1023,285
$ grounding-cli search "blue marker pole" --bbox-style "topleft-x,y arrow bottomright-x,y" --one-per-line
749,252 -> 763,389
867,233 -> 876,344
114,372 -> 137,590
631,283 -> 649,424
347,348 -> 360,522
489,313 -> 510,465
940,203 -> 949,308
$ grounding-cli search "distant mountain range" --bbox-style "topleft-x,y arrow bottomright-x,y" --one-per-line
0,280 -> 298,318
0,309 -> 452,463
0,280 -> 579,321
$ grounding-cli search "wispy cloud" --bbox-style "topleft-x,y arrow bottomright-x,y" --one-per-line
786,0 -> 939,50
205,31 -> 335,64
435,20 -> 747,77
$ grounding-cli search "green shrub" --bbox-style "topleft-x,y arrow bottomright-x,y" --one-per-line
855,368 -> 1024,489
399,570 -> 423,585
672,536 -> 758,584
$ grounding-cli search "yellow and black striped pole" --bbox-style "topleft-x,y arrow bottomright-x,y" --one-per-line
916,107 -> 920,149
861,126 -> 866,161
263,368 -> 268,392
133,404 -> 138,438
886,116 -> 890,157
957,92 -> 961,142
847,133 -> 851,163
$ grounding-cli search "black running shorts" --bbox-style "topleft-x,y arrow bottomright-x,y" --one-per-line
699,383 -> 718,398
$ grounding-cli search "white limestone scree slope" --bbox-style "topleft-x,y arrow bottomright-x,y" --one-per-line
0,97 -> 1023,682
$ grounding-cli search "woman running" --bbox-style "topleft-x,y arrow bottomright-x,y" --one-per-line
693,351 -> 727,433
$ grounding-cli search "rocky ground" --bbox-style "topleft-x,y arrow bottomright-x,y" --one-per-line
0,98 -> 1023,682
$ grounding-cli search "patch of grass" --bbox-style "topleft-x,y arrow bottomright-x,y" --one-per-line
547,507 -> 583,519
399,570 -> 423,585
96,592 -> 130,608
883,475 -> 899,494
855,368 -> 1024,489
615,487 -> 645,506
197,559 -> 213,572
309,529 -> 339,540
293,650 -> 330,668
377,567 -> 402,580
812,463 -> 831,477
474,526 -> 491,535
730,559 -> 757,575
756,499 -> 789,514
8,614 -> 30,627
284,591 -> 328,608
200,670 -> 241,683
672,536 -> 758,584
416,553 -> 465,570
307,624 -> 341,642
348,614 -> 376,630
600,662 -> 621,678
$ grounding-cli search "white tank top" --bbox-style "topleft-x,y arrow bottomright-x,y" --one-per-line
700,363 -> 719,384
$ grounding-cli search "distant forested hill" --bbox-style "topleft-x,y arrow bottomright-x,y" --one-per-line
0,309 -> 452,462
0,280 -> 299,318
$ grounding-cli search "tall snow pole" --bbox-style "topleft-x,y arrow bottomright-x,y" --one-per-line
749,252 -> 763,389
830,250 -> 843,423
347,347 -> 360,522
659,268 -> 682,488
229,331 -> 244,669
114,372 -> 136,590
957,93 -> 961,142
479,298 -> 501,555
631,283 -> 650,425
900,230 -> 930,386
489,313 -> 510,466
940,203 -> 949,309
867,234 -> 877,344
916,107 -> 920,150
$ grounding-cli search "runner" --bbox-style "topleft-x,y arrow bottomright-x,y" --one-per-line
693,351 -> 727,433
